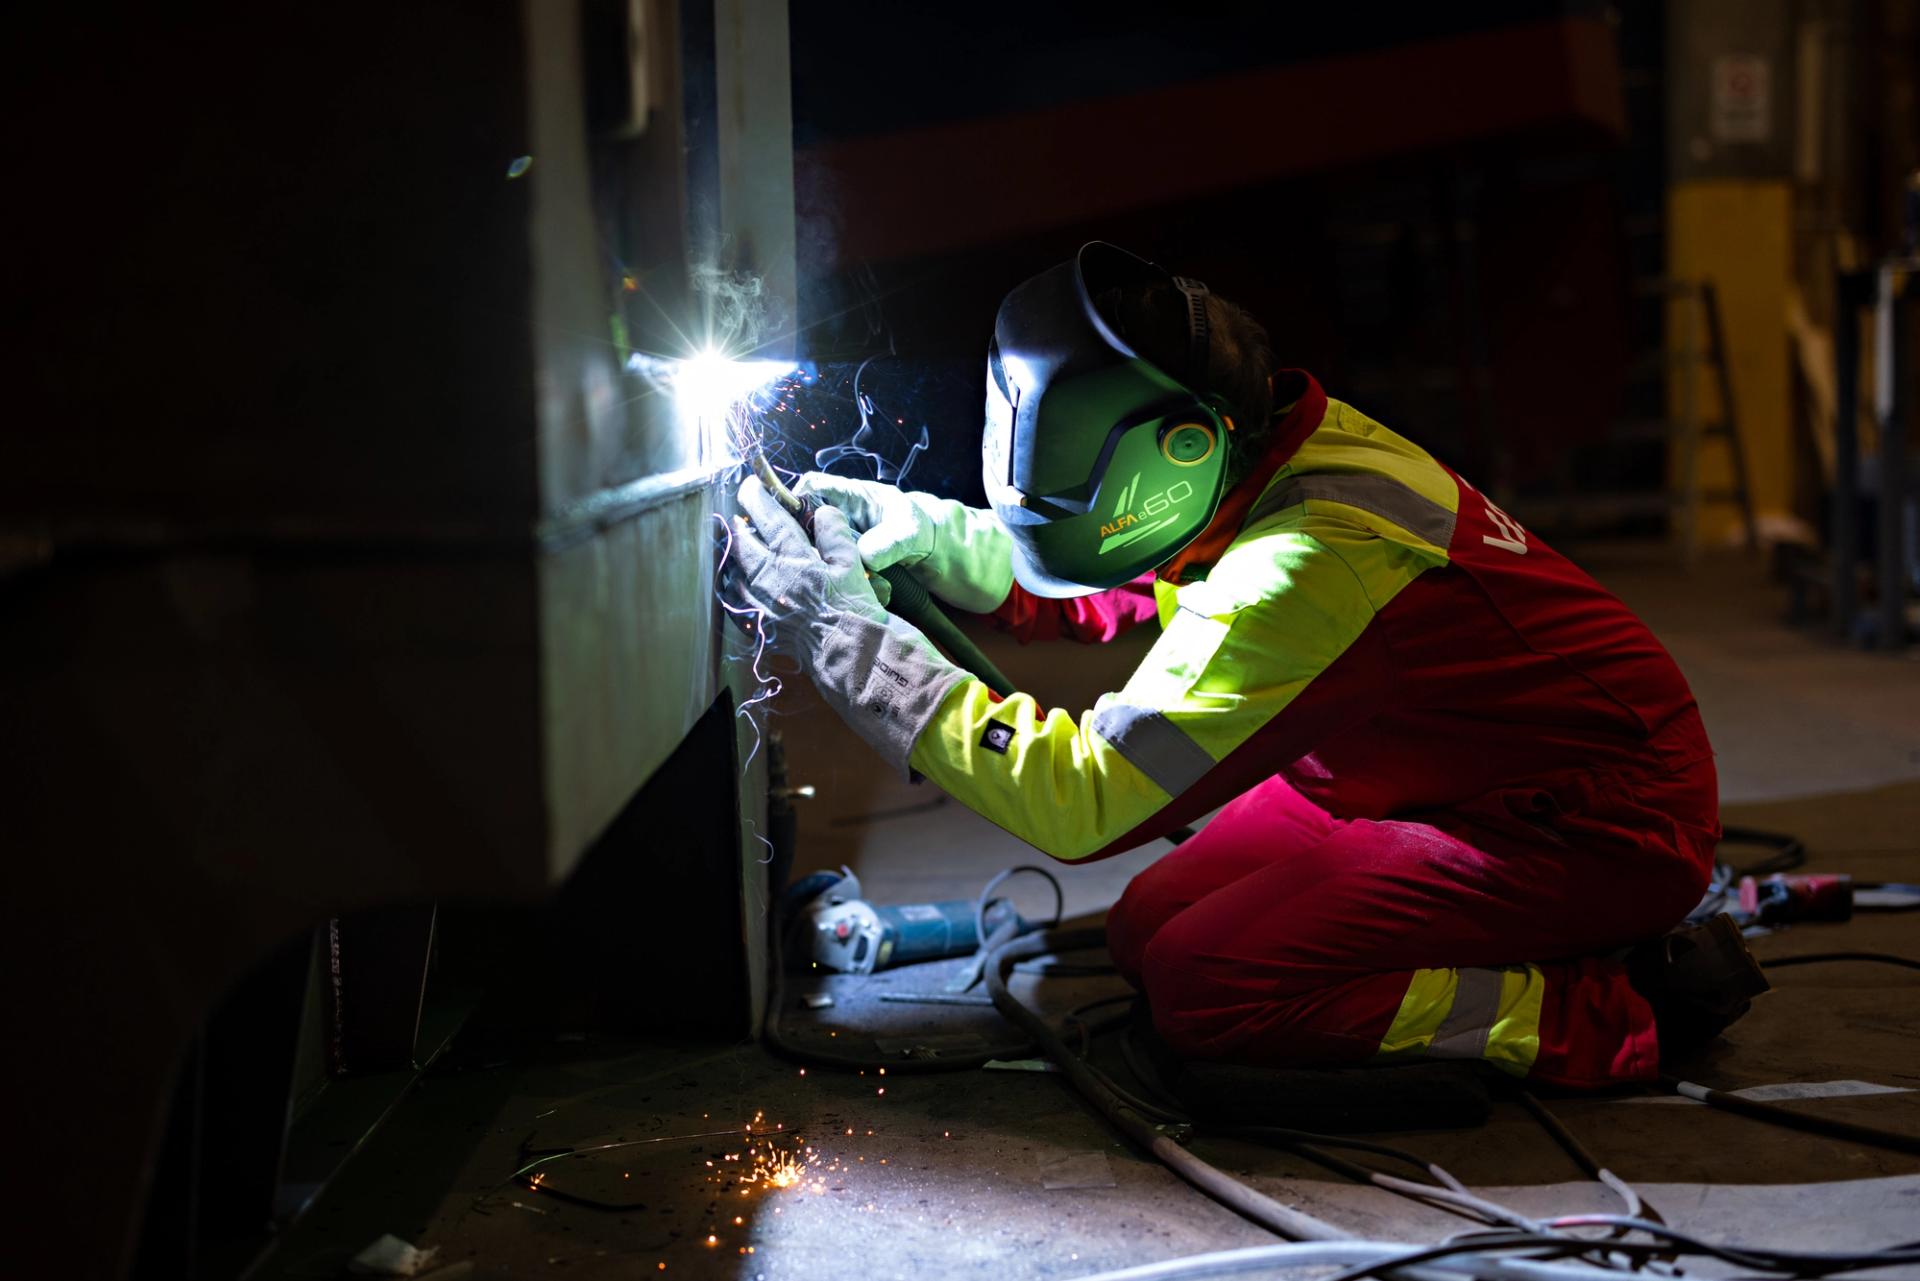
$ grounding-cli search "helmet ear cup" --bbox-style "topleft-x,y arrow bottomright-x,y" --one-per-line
1159,421 -> 1217,467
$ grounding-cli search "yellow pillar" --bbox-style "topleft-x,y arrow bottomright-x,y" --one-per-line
1665,180 -> 1792,548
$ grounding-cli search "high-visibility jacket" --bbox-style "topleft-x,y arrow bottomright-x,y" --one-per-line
908,371 -> 1711,864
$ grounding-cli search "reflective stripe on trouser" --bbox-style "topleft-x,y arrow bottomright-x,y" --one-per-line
1105,774 -> 1705,1089
1376,966 -> 1546,1077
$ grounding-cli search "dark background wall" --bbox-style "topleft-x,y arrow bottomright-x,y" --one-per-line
777,2 -> 1660,504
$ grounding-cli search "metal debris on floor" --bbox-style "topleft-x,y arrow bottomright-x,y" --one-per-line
1039,1150 -> 1118,1191
346,1234 -> 440,1277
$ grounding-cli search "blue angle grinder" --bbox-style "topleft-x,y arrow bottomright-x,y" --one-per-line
782,867 -> 1027,975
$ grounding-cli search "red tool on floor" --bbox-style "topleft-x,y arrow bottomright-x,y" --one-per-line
1735,873 -> 1854,928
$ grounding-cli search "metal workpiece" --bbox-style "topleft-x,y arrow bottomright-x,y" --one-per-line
5,3 -> 800,1275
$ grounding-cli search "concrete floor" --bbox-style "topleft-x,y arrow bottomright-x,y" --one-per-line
262,554 -> 1920,1281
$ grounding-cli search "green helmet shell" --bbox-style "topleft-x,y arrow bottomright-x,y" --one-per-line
983,243 -> 1230,598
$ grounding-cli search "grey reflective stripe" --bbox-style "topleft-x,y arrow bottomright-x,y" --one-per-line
1090,705 -> 1215,797
1429,968 -> 1504,1060
1247,474 -> 1458,549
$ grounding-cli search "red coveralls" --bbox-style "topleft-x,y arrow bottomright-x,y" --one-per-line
989,375 -> 1718,1087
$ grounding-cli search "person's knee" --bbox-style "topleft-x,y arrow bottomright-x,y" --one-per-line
1107,850 -> 1215,985
1106,874 -> 1169,987
1137,940 -> 1232,1058
1136,912 -> 1316,1059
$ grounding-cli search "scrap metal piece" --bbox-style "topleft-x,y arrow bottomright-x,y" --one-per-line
349,1234 -> 442,1277
1040,1151 -> 1117,1191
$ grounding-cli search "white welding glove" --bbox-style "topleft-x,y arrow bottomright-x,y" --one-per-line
792,473 -> 1015,614
725,477 -> 968,778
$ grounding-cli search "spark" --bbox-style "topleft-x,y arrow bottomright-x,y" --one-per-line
811,356 -> 929,486
711,511 -> 782,774
635,346 -> 795,470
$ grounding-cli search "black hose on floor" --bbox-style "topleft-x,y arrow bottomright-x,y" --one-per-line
983,927 -> 1350,1243
1761,950 -> 1920,973
1662,1076 -> 1920,1155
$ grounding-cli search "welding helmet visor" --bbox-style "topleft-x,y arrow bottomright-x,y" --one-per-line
983,243 -> 1229,598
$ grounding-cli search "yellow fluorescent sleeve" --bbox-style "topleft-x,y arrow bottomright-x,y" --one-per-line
906,532 -> 1404,862
901,410 -> 1464,865
908,679 -> 1173,862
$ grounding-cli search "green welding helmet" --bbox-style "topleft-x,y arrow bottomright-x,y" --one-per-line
983,242 -> 1230,598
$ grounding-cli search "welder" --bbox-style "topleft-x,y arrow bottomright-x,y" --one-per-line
725,242 -> 1768,1088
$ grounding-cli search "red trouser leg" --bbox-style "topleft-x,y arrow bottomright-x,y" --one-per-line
1107,774 -> 1714,1089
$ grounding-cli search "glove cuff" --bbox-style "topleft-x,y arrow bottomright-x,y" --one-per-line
811,611 -> 968,779
921,499 -> 1015,615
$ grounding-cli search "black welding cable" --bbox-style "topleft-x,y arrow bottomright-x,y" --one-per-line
1271,1142 -> 1546,1234
999,945 -> 1611,1254
1320,1233 -> 1612,1281
1111,1007 -> 1611,1236
1093,946 -> 1912,1239
1124,1083 -> 1550,1231
1063,992 -> 1144,1059
1760,950 -> 1920,972
1116,1022 -> 1192,1117
973,864 -> 1065,958
1064,1224 -> 1920,1281
1661,1076 -> 1920,1155
1063,1239 -> 1618,1281
776,884 -> 1667,1249
1068,1235 -> 1696,1281
1110,1014 -> 1624,1238
1216,1125 -> 1566,1236
985,927 -> 1353,1243
1718,826 -> 1807,878
811,918 -> 1660,1245
876,564 -> 1017,697
1080,1053 -> 1193,1128
1364,1175 -> 1546,1234
1531,1217 -> 1920,1273
1511,1089 -> 1664,1230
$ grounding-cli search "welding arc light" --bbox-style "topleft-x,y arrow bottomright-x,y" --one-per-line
670,347 -> 795,446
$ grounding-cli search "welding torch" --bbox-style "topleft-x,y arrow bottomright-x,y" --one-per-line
748,452 -> 1016,698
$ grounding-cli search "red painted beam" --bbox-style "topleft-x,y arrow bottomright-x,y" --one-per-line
799,18 -> 1625,268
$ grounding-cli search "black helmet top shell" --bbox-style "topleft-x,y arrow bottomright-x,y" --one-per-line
984,243 -> 1231,598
